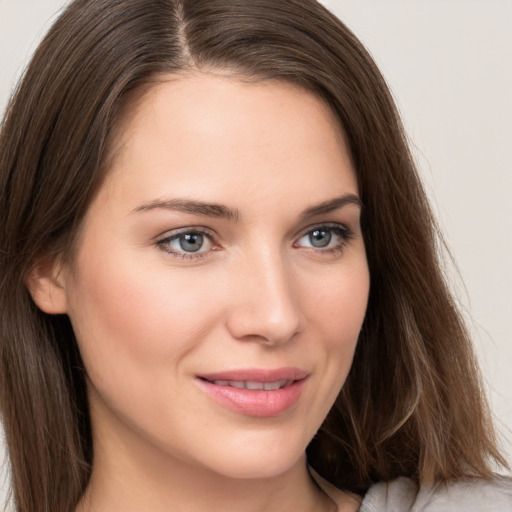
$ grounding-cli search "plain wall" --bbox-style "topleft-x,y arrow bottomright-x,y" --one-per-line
1,0 -> 511,503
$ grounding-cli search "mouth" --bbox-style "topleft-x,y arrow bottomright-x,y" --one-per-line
196,368 -> 309,417
204,379 -> 293,390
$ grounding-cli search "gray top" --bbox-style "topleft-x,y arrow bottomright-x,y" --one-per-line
359,475 -> 512,512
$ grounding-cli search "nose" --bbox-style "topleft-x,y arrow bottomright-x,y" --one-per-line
225,249 -> 301,346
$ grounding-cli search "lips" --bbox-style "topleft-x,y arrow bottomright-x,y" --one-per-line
209,379 -> 292,390
196,368 -> 309,417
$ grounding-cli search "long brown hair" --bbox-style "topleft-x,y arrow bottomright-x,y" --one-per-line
0,0 -> 506,511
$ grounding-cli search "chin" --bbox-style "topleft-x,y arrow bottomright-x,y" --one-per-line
209,455 -> 303,481
191,430 -> 310,480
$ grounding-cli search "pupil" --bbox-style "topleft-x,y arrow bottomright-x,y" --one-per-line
310,229 -> 331,248
180,233 -> 203,252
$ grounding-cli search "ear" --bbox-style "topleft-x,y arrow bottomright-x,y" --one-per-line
24,256 -> 69,314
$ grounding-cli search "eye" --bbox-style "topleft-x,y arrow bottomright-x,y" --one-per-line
295,224 -> 353,252
157,229 -> 214,258
306,228 -> 333,248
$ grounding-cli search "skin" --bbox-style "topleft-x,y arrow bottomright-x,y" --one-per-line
30,73 -> 369,512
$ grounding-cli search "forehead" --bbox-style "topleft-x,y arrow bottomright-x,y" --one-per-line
98,72 -> 357,212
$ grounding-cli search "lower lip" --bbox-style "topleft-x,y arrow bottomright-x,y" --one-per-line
196,378 -> 308,417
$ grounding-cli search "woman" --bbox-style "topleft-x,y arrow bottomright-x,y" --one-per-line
0,1 -> 510,511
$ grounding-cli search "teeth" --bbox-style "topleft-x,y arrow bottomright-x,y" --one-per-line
229,380 -> 245,389
245,381 -> 264,390
264,380 -> 290,390
211,379 -> 290,390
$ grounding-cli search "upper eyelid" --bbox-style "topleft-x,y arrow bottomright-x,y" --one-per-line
295,222 -> 351,238
155,228 -> 217,259
156,226 -> 218,241
155,222 -> 351,243
155,227 -> 219,257
293,223 -> 354,251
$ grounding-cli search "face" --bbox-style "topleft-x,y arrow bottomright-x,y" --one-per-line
57,74 -> 369,480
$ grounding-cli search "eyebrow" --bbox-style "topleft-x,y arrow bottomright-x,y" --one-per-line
131,193 -> 361,221
132,198 -> 240,220
299,194 -> 362,220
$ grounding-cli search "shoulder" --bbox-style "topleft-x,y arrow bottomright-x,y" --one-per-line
359,475 -> 512,512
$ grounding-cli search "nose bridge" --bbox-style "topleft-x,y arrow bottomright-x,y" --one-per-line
226,244 -> 300,345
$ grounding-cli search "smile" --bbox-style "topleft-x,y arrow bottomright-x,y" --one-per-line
208,379 -> 292,390
196,368 -> 309,417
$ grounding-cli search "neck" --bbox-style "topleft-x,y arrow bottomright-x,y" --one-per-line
76,420 -> 335,512
78,454 -> 332,512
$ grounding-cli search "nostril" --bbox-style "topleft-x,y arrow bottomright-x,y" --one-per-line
224,260 -> 301,344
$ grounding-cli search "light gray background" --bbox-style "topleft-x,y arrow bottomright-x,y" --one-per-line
1,0 -> 511,502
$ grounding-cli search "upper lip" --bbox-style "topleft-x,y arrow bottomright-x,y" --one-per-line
197,367 -> 309,383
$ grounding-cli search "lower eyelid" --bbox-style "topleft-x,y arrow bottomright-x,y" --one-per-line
156,228 -> 217,256
156,225 -> 353,257
295,225 -> 353,246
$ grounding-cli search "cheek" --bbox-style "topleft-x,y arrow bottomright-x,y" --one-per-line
306,261 -> 369,345
65,249 -> 221,385
303,259 -> 369,393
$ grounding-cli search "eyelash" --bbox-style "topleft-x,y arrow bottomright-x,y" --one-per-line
156,223 -> 354,260
156,227 -> 216,260
294,224 -> 354,254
